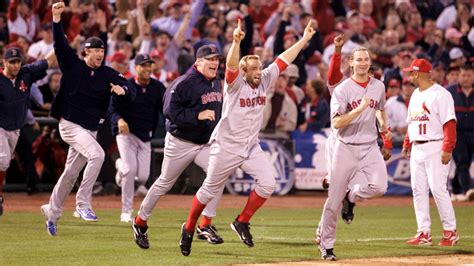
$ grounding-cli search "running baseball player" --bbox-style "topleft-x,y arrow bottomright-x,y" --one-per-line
41,2 -> 135,236
179,19 -> 316,256
109,53 -> 166,223
0,47 -> 56,216
318,46 -> 389,261
314,36 -> 392,245
131,44 -> 224,250
402,58 -> 459,246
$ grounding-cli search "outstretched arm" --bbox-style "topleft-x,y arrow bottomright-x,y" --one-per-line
52,2 -> 76,69
226,19 -> 245,71
278,20 -> 316,64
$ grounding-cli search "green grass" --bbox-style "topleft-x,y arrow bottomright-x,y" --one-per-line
0,205 -> 473,265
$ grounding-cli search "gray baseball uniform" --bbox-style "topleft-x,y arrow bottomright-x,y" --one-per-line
319,77 -> 388,249
195,61 -> 284,205
0,128 -> 20,171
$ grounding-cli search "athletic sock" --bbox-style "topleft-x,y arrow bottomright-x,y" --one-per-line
134,216 -> 147,227
238,190 -> 267,223
0,171 -> 5,196
185,196 -> 206,233
199,215 -> 212,228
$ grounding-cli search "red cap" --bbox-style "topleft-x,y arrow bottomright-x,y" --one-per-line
388,79 -> 401,88
109,52 -> 127,64
402,58 -> 432,73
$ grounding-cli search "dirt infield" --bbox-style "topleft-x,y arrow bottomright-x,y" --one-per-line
3,191 -> 473,212
3,192 -> 473,265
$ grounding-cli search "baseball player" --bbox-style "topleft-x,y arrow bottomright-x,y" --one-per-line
318,46 -> 389,261
131,44 -> 224,250
0,47 -> 56,216
109,53 -> 166,223
179,19 -> 316,256
41,2 -> 135,236
314,36 -> 392,245
402,58 -> 459,246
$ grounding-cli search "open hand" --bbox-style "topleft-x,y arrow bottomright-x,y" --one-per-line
110,83 -> 126,95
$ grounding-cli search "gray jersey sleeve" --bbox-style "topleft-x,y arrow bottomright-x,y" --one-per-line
330,83 -> 347,119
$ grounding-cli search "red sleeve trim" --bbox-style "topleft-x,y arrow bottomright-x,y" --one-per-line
381,127 -> 393,149
225,68 -> 239,84
328,53 -> 343,86
403,131 -> 411,150
442,119 -> 456,153
275,57 -> 289,74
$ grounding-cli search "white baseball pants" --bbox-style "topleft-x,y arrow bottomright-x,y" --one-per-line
410,140 -> 456,233
46,119 -> 104,222
116,133 -> 151,213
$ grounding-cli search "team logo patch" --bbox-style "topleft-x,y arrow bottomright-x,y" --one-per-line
19,80 -> 28,92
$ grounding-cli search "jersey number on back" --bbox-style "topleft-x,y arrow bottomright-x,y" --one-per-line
418,123 -> 427,135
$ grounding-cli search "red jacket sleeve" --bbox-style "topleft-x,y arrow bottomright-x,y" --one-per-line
442,119 -> 456,153
327,53 -> 343,86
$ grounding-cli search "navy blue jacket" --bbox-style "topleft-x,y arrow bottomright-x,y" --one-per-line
164,67 -> 222,144
447,84 -> 474,132
0,60 -> 48,131
50,21 -> 135,131
109,77 -> 166,142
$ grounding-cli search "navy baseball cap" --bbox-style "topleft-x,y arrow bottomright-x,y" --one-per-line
196,45 -> 221,59
135,53 -> 154,65
84,37 -> 104,49
4,47 -> 23,61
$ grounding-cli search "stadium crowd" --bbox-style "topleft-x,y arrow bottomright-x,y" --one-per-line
0,0 -> 473,200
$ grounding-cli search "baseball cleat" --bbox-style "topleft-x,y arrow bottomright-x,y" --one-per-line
120,211 -> 133,223
318,245 -> 337,261
230,216 -> 254,247
197,224 -> 224,244
341,192 -> 355,224
0,196 -> 3,216
406,232 -> 432,246
132,218 -> 150,249
179,223 -> 194,256
73,207 -> 98,222
438,230 -> 459,246
41,204 -> 57,236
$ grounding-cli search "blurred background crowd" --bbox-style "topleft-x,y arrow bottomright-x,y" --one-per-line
0,0 -> 473,197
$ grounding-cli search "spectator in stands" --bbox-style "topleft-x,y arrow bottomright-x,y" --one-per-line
298,78 -> 329,133
7,0 -> 37,42
262,73 -> 297,138
384,49 -> 412,87
447,64 -> 474,202
449,47 -> 467,68
405,10 -> 423,43
109,51 -> 132,78
446,66 -> 460,87
431,61 -> 448,86
0,13 -> 9,44
401,76 -> 415,107
384,78 -> 408,139
358,0 -> 377,38
194,17 -> 223,53
38,71 -> 61,109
